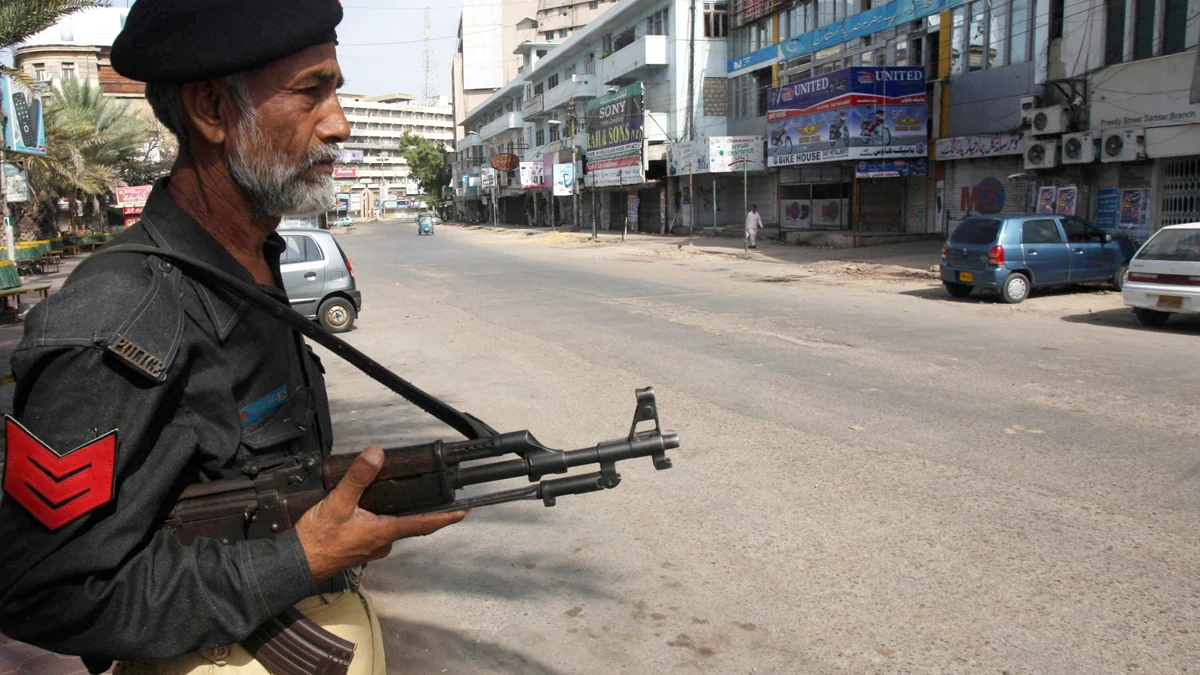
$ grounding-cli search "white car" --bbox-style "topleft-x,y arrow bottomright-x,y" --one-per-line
1122,223 -> 1200,327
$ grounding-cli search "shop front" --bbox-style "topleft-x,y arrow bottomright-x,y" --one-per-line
668,136 -> 771,234
934,133 -> 1031,235
766,66 -> 929,243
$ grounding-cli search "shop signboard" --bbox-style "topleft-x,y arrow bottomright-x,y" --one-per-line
1,74 -> 46,155
116,185 -> 153,207
934,133 -> 1024,160
766,67 -> 927,168
855,158 -> 929,178
480,167 -> 496,189
728,0 -> 969,77
668,140 -> 701,176
1090,52 -> 1200,130
553,163 -> 574,196
1095,188 -> 1120,231
586,82 -> 645,187
333,167 -> 357,178
337,149 -> 363,163
519,161 -> 544,189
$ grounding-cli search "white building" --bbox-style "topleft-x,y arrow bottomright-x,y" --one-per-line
456,0 -> 731,230
334,93 -> 454,217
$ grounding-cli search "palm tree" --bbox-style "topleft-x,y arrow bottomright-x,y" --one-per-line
24,79 -> 147,235
0,0 -> 105,83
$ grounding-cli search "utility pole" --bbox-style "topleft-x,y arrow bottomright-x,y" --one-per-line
422,7 -> 438,104
570,95 -> 580,234
0,144 -> 11,262
686,0 -> 697,246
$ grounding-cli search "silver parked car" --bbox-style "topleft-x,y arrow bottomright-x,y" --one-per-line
277,228 -> 362,333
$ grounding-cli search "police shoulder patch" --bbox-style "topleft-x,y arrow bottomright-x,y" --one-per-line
108,335 -> 168,379
2,416 -> 118,531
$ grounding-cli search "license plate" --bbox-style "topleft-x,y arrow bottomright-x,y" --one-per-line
958,272 -> 974,283
1157,295 -> 1184,309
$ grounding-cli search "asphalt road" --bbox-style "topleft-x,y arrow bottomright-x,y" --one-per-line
323,222 -> 1200,674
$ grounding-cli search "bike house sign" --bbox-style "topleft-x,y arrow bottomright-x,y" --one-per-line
766,67 -> 927,167
585,82 -> 645,187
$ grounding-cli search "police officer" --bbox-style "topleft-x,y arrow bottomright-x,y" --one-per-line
0,1 -> 465,672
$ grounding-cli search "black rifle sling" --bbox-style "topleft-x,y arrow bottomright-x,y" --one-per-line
95,244 -> 498,441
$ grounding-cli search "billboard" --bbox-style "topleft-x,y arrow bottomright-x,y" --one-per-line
116,185 -> 153,207
766,67 -> 927,167
670,137 -> 766,175
3,163 -> 29,203
480,167 -> 496,189
333,167 -> 357,178
337,149 -> 363,163
586,82 -> 645,187
519,162 -> 544,189
553,163 -> 574,196
1,75 -> 46,156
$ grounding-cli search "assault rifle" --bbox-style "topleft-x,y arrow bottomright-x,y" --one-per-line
162,387 -> 678,675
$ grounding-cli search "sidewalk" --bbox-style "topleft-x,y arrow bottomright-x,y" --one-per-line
0,255 -> 105,675
452,221 -> 945,273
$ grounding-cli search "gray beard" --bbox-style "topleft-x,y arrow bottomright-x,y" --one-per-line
227,115 -> 339,219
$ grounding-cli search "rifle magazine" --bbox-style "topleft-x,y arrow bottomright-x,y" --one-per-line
243,606 -> 356,675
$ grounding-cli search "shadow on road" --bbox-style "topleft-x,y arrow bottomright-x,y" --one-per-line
899,283 -> 1119,304
1062,307 -> 1200,333
381,617 -> 564,675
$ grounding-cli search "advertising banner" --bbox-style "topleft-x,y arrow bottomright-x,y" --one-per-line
855,158 -> 928,178
519,162 -> 544,189
1095,188 -> 1120,231
464,174 -> 479,200
333,167 -> 357,178
1055,186 -> 1078,216
1,75 -> 46,156
668,140 -> 701,176
337,149 -> 363,163
586,82 -> 645,187
542,154 -> 556,189
1119,188 -> 1152,239
766,67 -> 927,167
553,163 -> 574,196
480,167 -> 496,189
3,163 -> 29,203
1036,186 -> 1058,214
626,194 -> 640,226
811,198 -> 848,227
708,137 -> 765,173
780,199 -> 812,229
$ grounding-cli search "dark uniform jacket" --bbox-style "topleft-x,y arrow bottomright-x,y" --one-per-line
0,181 -> 332,663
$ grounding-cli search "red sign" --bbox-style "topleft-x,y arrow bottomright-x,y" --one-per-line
491,153 -> 520,172
122,206 -> 143,216
115,185 -> 152,207
333,167 -> 358,178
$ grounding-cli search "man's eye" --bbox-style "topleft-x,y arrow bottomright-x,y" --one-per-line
299,86 -> 321,96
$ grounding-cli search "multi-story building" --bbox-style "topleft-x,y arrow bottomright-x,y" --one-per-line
455,0 -> 732,229
334,93 -> 455,218
13,7 -> 157,128
451,0 -> 619,141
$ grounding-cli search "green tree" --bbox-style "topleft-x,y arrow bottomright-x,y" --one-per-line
396,132 -> 451,201
25,78 -> 147,235
0,0 -> 104,84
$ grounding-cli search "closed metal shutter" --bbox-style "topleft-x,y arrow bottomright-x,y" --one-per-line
1159,156 -> 1200,229
856,179 -> 907,233
944,156 -> 1030,229
905,176 -> 932,233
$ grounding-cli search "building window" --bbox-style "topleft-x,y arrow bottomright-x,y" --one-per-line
647,8 -> 669,36
536,129 -> 546,146
950,6 -> 966,73
548,74 -> 559,89
910,36 -> 924,65
1132,0 -> 1155,59
967,1 -> 985,71
534,82 -> 544,96
61,62 -> 76,80
1104,0 -> 1125,63
1010,0 -> 1029,63
584,53 -> 596,73
32,63 -> 46,81
704,3 -> 729,37
1049,0 -> 1064,40
549,124 -> 560,142
1162,0 -> 1188,54
786,2 -> 812,38
989,0 -> 1009,68
894,39 -> 909,65
559,28 -> 569,38
546,31 -> 555,40
589,0 -> 599,7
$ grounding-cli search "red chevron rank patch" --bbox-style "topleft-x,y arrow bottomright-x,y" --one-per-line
2,416 -> 117,530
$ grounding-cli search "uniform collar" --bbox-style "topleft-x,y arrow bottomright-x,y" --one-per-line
136,177 -> 287,341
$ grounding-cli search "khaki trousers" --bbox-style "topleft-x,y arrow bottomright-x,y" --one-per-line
114,590 -> 385,675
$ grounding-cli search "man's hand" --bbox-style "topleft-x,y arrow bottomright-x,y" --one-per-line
294,446 -> 467,583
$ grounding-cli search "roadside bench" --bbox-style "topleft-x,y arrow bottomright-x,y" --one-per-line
0,283 -> 51,309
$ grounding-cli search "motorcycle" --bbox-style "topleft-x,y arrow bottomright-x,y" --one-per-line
770,127 -> 793,154
860,117 -> 892,146
828,120 -> 850,147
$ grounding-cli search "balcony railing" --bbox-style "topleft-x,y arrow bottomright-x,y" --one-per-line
602,35 -> 668,85
479,111 -> 524,140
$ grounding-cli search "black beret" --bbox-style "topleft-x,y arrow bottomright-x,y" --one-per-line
110,0 -> 343,83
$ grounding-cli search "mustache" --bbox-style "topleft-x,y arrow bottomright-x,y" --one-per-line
298,144 -> 341,173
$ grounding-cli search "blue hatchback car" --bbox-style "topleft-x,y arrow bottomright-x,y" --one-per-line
940,214 -> 1137,303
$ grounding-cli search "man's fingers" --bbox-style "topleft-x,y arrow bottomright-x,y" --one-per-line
377,510 -> 469,542
325,447 -> 385,515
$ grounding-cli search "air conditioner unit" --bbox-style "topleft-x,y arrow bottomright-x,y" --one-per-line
1061,132 -> 1098,164
1030,106 -> 1069,136
1019,95 -> 1042,129
1101,128 -> 1147,163
1024,139 -> 1059,170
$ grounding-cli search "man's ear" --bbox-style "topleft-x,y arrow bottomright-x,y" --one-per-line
180,80 -> 240,147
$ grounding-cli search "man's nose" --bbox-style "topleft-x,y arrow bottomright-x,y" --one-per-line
319,97 -> 351,145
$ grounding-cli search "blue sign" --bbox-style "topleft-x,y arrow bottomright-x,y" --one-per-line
766,67 -> 927,166
1095,188 -> 1120,232
728,0 -> 968,77
856,158 -> 929,178
1,75 -> 47,156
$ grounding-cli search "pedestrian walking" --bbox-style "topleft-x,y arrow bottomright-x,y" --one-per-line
746,205 -> 762,249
